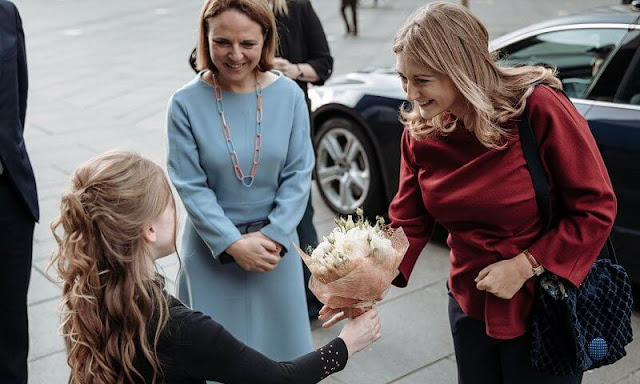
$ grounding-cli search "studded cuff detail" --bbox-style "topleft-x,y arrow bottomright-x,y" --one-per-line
318,337 -> 348,380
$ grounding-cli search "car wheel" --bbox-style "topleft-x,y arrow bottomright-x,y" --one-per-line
314,117 -> 385,216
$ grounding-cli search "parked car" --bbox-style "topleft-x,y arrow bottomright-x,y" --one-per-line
308,3 -> 640,283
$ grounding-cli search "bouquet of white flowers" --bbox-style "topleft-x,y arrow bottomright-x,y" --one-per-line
295,208 -> 409,318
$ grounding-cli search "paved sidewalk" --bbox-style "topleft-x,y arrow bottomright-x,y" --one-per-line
16,0 -> 639,382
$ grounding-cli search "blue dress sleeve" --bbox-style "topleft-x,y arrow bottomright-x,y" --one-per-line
166,95 -> 242,258
260,88 -> 314,251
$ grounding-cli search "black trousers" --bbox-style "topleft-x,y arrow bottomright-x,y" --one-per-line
448,293 -> 583,384
340,0 -> 358,35
0,172 -> 34,384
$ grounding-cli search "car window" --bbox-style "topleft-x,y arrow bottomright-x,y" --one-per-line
497,28 -> 627,98
589,30 -> 640,105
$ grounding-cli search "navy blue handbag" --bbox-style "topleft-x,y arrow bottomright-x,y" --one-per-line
518,100 -> 634,375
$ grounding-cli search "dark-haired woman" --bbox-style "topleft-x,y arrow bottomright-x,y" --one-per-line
167,0 -> 315,364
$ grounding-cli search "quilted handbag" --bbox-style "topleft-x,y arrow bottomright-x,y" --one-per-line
518,99 -> 634,375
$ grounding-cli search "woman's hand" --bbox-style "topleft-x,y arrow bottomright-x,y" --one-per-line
243,231 -> 282,254
225,237 -> 281,272
338,308 -> 382,358
318,289 -> 387,328
475,252 -> 535,299
273,57 -> 299,80
318,305 -> 347,328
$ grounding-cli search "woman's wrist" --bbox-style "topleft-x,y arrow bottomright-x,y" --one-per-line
293,63 -> 320,83
523,249 -> 545,276
225,238 -> 246,258
515,252 -> 536,280
337,336 -> 354,358
295,63 -> 304,80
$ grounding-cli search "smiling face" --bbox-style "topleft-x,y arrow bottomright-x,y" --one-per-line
395,53 -> 467,120
207,9 -> 265,89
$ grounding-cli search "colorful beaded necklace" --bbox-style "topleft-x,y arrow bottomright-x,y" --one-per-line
212,73 -> 263,188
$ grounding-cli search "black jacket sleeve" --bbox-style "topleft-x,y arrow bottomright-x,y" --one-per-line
169,305 -> 348,383
15,1 -> 27,128
300,0 -> 333,85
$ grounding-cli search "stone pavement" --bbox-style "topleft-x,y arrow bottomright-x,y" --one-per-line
14,0 -> 640,382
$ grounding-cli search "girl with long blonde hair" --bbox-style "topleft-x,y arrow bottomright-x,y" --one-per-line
51,150 -> 381,384
51,150 -> 174,383
386,2 -> 615,383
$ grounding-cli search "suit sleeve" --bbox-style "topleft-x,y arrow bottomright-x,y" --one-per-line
302,0 -> 333,85
260,88 -> 314,252
166,95 -> 242,258
526,86 -> 616,287
173,309 -> 348,383
14,1 -> 27,128
388,130 -> 435,287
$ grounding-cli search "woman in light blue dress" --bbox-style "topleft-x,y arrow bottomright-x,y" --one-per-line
166,0 -> 313,364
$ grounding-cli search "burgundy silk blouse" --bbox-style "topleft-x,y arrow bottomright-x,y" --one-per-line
389,85 -> 617,339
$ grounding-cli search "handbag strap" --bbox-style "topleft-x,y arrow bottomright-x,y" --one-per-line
518,87 -> 617,263
518,103 -> 553,233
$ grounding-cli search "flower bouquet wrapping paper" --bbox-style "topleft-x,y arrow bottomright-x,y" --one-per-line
295,209 -> 409,318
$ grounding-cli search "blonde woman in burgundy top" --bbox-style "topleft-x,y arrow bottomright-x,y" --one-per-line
388,2 -> 615,384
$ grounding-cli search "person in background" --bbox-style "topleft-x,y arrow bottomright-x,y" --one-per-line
51,150 -> 382,384
269,0 -> 333,320
0,1 -> 39,383
270,0 -> 333,109
340,0 -> 358,36
168,0 -> 315,371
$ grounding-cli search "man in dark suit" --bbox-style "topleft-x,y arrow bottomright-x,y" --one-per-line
0,1 -> 39,382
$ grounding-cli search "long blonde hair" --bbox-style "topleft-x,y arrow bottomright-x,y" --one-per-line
50,150 -> 175,383
393,2 -> 562,149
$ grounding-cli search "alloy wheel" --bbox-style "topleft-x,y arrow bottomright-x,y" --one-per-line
316,127 -> 371,213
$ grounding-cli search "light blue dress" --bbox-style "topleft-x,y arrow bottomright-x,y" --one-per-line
166,71 -> 314,364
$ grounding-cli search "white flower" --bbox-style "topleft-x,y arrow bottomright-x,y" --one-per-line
345,215 -> 356,231
369,234 -> 394,261
311,242 -> 334,260
326,233 -> 336,244
333,227 -> 371,260
347,227 -> 370,243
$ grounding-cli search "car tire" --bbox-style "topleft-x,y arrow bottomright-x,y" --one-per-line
313,117 -> 385,216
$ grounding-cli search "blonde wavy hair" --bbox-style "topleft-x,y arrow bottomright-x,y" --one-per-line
393,1 -> 562,149
50,150 -> 176,383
